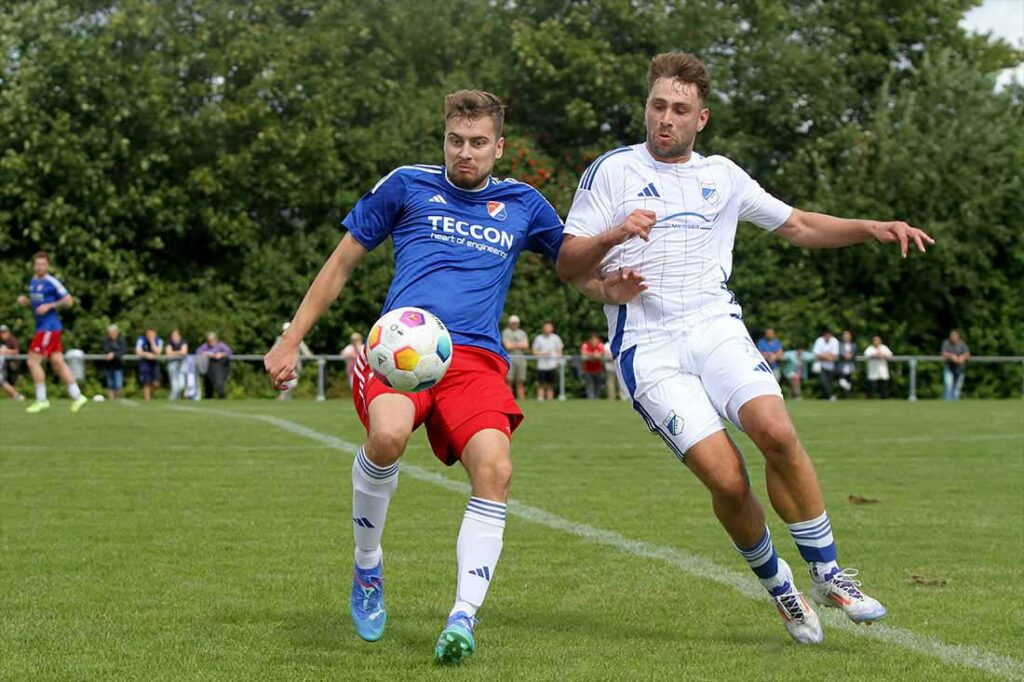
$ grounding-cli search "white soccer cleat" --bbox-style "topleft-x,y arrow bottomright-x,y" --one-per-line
771,559 -> 823,644
811,567 -> 887,624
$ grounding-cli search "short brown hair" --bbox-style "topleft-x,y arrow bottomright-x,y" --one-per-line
647,52 -> 711,102
444,90 -> 506,136
32,251 -> 50,263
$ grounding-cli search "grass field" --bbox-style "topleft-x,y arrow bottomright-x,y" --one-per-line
2,398 -> 1022,680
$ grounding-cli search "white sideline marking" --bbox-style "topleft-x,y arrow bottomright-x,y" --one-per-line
168,406 -> 1024,679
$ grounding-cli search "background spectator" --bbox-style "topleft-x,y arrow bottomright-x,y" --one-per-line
340,332 -> 364,389
812,327 -> 839,401
781,344 -> 813,399
135,326 -> 163,401
756,328 -> 784,382
0,324 -> 22,400
197,332 -> 232,399
165,329 -> 189,400
277,322 -> 314,400
864,335 -> 893,399
602,341 -> 627,401
580,332 -> 605,399
531,321 -> 563,401
502,315 -> 529,400
837,329 -> 857,397
102,324 -> 126,400
941,329 -> 970,400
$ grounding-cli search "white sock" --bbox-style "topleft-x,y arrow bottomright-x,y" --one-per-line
35,383 -> 47,402
351,446 -> 399,570
451,497 -> 507,618
67,382 -> 82,400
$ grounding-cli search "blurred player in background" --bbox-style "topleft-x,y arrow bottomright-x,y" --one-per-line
265,90 -> 644,663
558,52 -> 933,644
16,252 -> 87,414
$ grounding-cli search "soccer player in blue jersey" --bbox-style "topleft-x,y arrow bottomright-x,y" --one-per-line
558,52 -> 934,644
264,90 -> 644,663
15,252 -> 87,414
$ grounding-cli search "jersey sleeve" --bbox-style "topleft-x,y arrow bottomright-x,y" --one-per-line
524,190 -> 565,261
341,168 -> 410,251
731,163 -> 793,231
47,276 -> 69,299
564,159 -> 617,238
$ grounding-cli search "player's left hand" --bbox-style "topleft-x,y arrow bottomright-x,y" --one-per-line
871,221 -> 935,258
35,303 -> 53,314
602,267 -> 648,304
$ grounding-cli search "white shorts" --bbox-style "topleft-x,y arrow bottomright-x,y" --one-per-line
616,315 -> 783,457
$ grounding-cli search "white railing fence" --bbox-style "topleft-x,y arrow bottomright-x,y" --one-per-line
5,353 -> 1023,400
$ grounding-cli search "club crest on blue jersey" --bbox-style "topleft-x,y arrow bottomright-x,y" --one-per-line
700,180 -> 719,205
486,201 -> 507,221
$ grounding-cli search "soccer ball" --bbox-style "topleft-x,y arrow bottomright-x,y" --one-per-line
366,307 -> 453,392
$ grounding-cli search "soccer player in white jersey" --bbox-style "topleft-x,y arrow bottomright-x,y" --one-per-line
558,52 -> 934,644
265,90 -> 644,663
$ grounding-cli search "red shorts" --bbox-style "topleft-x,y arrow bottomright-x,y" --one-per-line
353,344 -> 524,465
29,331 -> 63,357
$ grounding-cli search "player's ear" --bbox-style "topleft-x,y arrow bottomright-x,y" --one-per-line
495,136 -> 504,160
696,106 -> 710,133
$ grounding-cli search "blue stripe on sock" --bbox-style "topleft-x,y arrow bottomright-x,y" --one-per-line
356,448 -> 398,480
468,497 -> 507,511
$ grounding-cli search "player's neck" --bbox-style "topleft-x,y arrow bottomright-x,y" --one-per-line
645,141 -> 693,164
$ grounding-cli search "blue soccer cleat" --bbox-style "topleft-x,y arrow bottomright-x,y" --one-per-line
434,611 -> 477,664
350,561 -> 386,641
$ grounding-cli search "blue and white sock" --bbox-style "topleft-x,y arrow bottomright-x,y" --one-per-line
351,446 -> 399,570
451,497 -> 507,618
735,528 -> 788,594
788,511 -> 840,582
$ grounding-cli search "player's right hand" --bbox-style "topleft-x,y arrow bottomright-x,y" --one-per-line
16,295 -> 29,306
264,339 -> 299,390
609,209 -> 657,245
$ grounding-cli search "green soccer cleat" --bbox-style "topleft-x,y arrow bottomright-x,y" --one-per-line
26,400 -> 51,414
70,396 -> 88,413
434,611 -> 476,664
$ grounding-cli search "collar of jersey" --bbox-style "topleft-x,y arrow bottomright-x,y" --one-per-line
443,170 -> 495,194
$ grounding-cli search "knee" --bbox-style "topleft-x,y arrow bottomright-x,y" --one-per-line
708,472 -> 753,510
473,456 -> 513,497
749,419 -> 800,457
365,428 -> 409,465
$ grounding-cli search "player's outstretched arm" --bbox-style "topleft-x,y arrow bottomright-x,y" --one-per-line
776,209 -> 934,257
265,233 -> 368,388
556,209 -> 657,282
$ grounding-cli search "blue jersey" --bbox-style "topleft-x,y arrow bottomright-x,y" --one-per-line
756,337 -> 783,368
28,275 -> 69,332
342,165 -> 564,360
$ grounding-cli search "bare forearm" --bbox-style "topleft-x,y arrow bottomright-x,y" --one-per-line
557,233 -> 616,282
778,210 -> 874,248
574,274 -> 614,303
283,236 -> 364,347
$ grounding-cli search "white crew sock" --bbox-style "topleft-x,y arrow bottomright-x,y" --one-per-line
450,497 -> 507,618
67,382 -> 82,400
35,383 -> 47,402
351,446 -> 399,569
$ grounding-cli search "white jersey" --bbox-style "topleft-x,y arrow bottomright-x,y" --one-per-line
564,144 -> 792,355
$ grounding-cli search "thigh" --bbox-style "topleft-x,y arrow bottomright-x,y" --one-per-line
683,429 -> 751,492
428,347 -> 522,465
630,372 -> 723,462
694,318 -> 782,428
